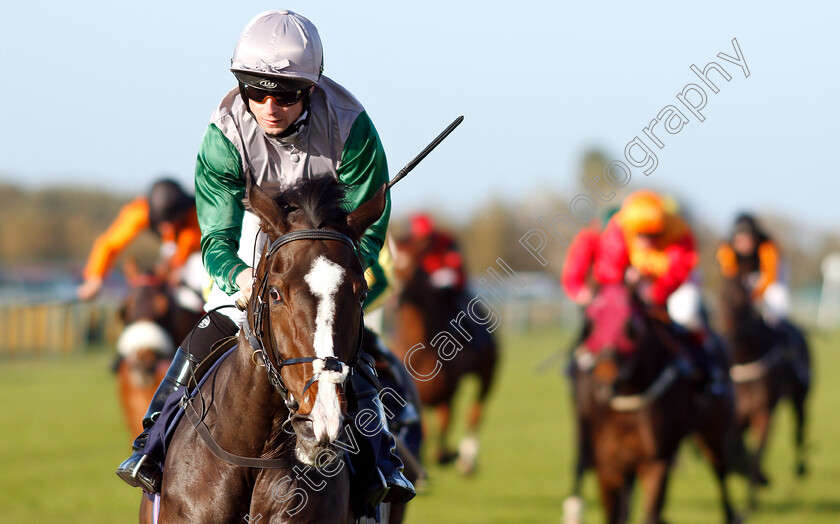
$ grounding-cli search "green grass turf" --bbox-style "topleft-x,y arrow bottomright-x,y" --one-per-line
0,329 -> 837,523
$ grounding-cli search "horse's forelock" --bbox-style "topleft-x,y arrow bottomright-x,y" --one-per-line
275,177 -> 353,236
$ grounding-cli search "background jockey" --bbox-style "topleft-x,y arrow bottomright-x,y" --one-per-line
77,178 -> 205,312
409,213 -> 467,292
717,213 -> 787,324
594,190 -> 697,308
717,213 -> 809,385
563,190 -> 724,389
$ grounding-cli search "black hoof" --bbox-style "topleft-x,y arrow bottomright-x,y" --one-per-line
756,470 -> 771,487
436,450 -> 458,465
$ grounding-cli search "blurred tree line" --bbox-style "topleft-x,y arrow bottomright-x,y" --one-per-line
2,168 -> 836,294
394,150 -> 839,294
0,183 -> 158,269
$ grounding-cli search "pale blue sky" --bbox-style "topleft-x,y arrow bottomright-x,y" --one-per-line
2,1 -> 838,233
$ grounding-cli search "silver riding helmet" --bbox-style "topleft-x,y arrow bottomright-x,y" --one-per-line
231,10 -> 323,92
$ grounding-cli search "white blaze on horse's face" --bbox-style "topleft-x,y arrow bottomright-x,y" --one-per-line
304,255 -> 346,442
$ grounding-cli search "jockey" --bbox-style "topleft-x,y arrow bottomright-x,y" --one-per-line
409,213 -> 467,292
77,178 -> 204,311
717,213 -> 787,324
717,213 -> 808,383
116,10 -> 415,506
593,190 -> 697,307
567,190 -> 723,388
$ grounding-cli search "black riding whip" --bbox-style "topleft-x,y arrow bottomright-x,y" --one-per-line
387,115 -> 464,190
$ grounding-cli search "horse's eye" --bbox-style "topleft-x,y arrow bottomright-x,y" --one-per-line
269,287 -> 282,303
359,291 -> 369,304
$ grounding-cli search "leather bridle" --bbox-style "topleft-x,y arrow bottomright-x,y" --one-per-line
242,228 -> 365,417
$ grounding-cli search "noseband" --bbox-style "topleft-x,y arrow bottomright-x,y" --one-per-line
242,228 -> 365,415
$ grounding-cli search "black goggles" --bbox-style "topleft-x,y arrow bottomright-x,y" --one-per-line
243,85 -> 306,106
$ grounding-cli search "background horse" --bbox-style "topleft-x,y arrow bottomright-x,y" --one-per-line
719,275 -> 811,508
140,178 -> 388,523
389,237 -> 498,474
563,292 -> 750,524
569,283 -> 741,524
115,259 -> 203,436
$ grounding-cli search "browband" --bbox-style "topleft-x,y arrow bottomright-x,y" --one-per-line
266,229 -> 356,259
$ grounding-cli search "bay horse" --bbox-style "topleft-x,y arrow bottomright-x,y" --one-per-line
719,275 -> 810,508
568,283 -> 742,524
389,237 -> 498,474
140,177 -> 388,523
116,260 -> 203,436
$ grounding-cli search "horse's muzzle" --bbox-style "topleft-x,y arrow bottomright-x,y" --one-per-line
291,414 -> 344,467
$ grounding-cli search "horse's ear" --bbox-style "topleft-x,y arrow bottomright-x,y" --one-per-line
248,184 -> 287,237
347,184 -> 387,241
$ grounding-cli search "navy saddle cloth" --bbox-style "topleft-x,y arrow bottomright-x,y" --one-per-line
142,346 -> 237,480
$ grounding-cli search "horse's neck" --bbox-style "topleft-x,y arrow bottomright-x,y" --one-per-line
622,327 -> 673,393
727,302 -> 775,363
208,337 -> 295,457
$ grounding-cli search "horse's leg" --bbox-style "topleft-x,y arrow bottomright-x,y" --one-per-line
561,413 -> 590,524
455,402 -> 482,475
639,459 -> 671,524
618,473 -> 635,524
138,494 -> 152,524
747,409 -> 772,509
596,468 -> 624,524
788,332 -> 810,477
435,403 -> 456,464
793,386 -> 808,476
573,415 -> 592,495
388,501 -> 407,524
455,338 -> 498,475
692,388 -> 745,524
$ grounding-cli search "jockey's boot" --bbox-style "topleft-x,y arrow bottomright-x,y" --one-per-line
116,346 -> 198,491
350,356 -> 416,507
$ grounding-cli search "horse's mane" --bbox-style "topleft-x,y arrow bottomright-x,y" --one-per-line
274,176 -> 355,237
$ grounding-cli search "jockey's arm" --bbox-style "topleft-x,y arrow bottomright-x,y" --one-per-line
168,209 -> 202,271
592,219 -> 630,286
195,123 -> 249,296
647,234 -> 698,306
336,111 -> 391,271
561,227 -> 600,304
78,198 -> 150,299
753,241 -> 780,299
716,243 -> 738,278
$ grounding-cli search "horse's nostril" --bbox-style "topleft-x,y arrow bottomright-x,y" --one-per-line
291,416 -> 315,440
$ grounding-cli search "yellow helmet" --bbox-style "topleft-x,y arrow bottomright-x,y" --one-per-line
619,190 -> 666,234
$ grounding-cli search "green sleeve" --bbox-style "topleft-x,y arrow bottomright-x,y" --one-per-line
195,123 -> 249,295
338,111 -> 391,270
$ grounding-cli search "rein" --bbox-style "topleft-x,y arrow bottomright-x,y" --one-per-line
609,365 -> 679,412
183,228 -> 364,470
574,346 -> 681,413
730,346 -> 783,384
244,228 -> 364,416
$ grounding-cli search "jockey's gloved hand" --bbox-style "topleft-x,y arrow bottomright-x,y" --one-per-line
572,287 -> 593,306
430,268 -> 458,289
